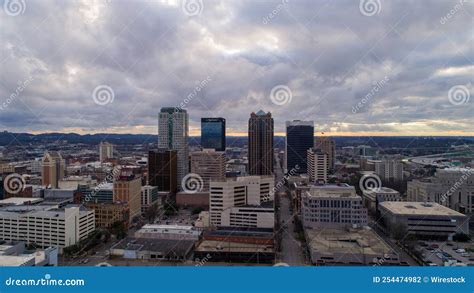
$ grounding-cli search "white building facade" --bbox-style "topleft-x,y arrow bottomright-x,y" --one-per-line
0,205 -> 95,249
307,149 -> 328,183
407,168 -> 474,215
302,184 -> 368,229
209,176 -> 274,228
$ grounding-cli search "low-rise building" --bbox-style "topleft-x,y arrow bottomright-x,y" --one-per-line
176,191 -> 209,209
0,204 -> 95,249
194,228 -> 275,264
407,168 -> 474,215
85,202 -> 129,229
134,224 -> 201,240
110,237 -> 194,261
302,184 -> 368,229
0,241 -> 58,266
378,201 -> 469,239
362,187 -> 402,213
306,227 -> 399,265
141,185 -> 160,214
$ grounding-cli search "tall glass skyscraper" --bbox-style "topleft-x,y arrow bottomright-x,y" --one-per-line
158,107 -> 188,188
201,118 -> 226,151
285,120 -> 314,174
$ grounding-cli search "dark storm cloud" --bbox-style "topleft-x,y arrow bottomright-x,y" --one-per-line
0,0 -> 472,135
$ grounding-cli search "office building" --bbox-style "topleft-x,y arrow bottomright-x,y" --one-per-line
190,149 -> 226,191
374,159 -> 404,182
407,168 -> 474,214
141,185 -> 160,213
209,176 -> 274,229
378,201 -> 469,239
41,151 -> 65,188
307,148 -> 328,183
362,187 -> 402,213
85,202 -> 129,229
301,184 -> 368,229
148,149 -> 177,193
0,204 -> 95,249
158,107 -> 189,188
80,183 -> 114,204
248,110 -> 274,176
99,141 -> 114,162
315,136 -> 336,170
285,120 -> 314,174
176,191 -> 209,208
113,170 -> 142,221
201,118 -> 226,151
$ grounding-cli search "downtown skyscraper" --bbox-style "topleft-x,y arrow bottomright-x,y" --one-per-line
158,107 -> 189,188
285,120 -> 314,174
201,117 -> 226,151
248,110 -> 274,176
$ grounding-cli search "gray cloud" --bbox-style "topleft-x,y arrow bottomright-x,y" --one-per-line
0,0 -> 473,135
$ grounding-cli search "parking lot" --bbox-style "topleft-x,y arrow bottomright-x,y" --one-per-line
417,241 -> 474,266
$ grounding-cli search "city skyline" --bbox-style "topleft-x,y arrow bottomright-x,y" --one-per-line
1,0 -> 472,136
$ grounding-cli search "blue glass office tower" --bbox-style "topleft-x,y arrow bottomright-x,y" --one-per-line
201,118 -> 226,151
285,120 -> 314,174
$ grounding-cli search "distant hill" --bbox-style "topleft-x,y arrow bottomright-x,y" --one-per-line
0,131 -> 157,146
0,131 -> 472,150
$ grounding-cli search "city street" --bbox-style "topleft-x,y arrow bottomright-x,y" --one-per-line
274,153 -> 306,266
278,194 -> 306,265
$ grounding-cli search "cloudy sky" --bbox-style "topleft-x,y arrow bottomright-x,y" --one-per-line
1,0 -> 473,136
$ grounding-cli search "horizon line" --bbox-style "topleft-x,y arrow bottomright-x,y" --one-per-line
5,130 -> 474,138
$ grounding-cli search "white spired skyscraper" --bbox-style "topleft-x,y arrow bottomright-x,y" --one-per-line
158,107 -> 189,189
